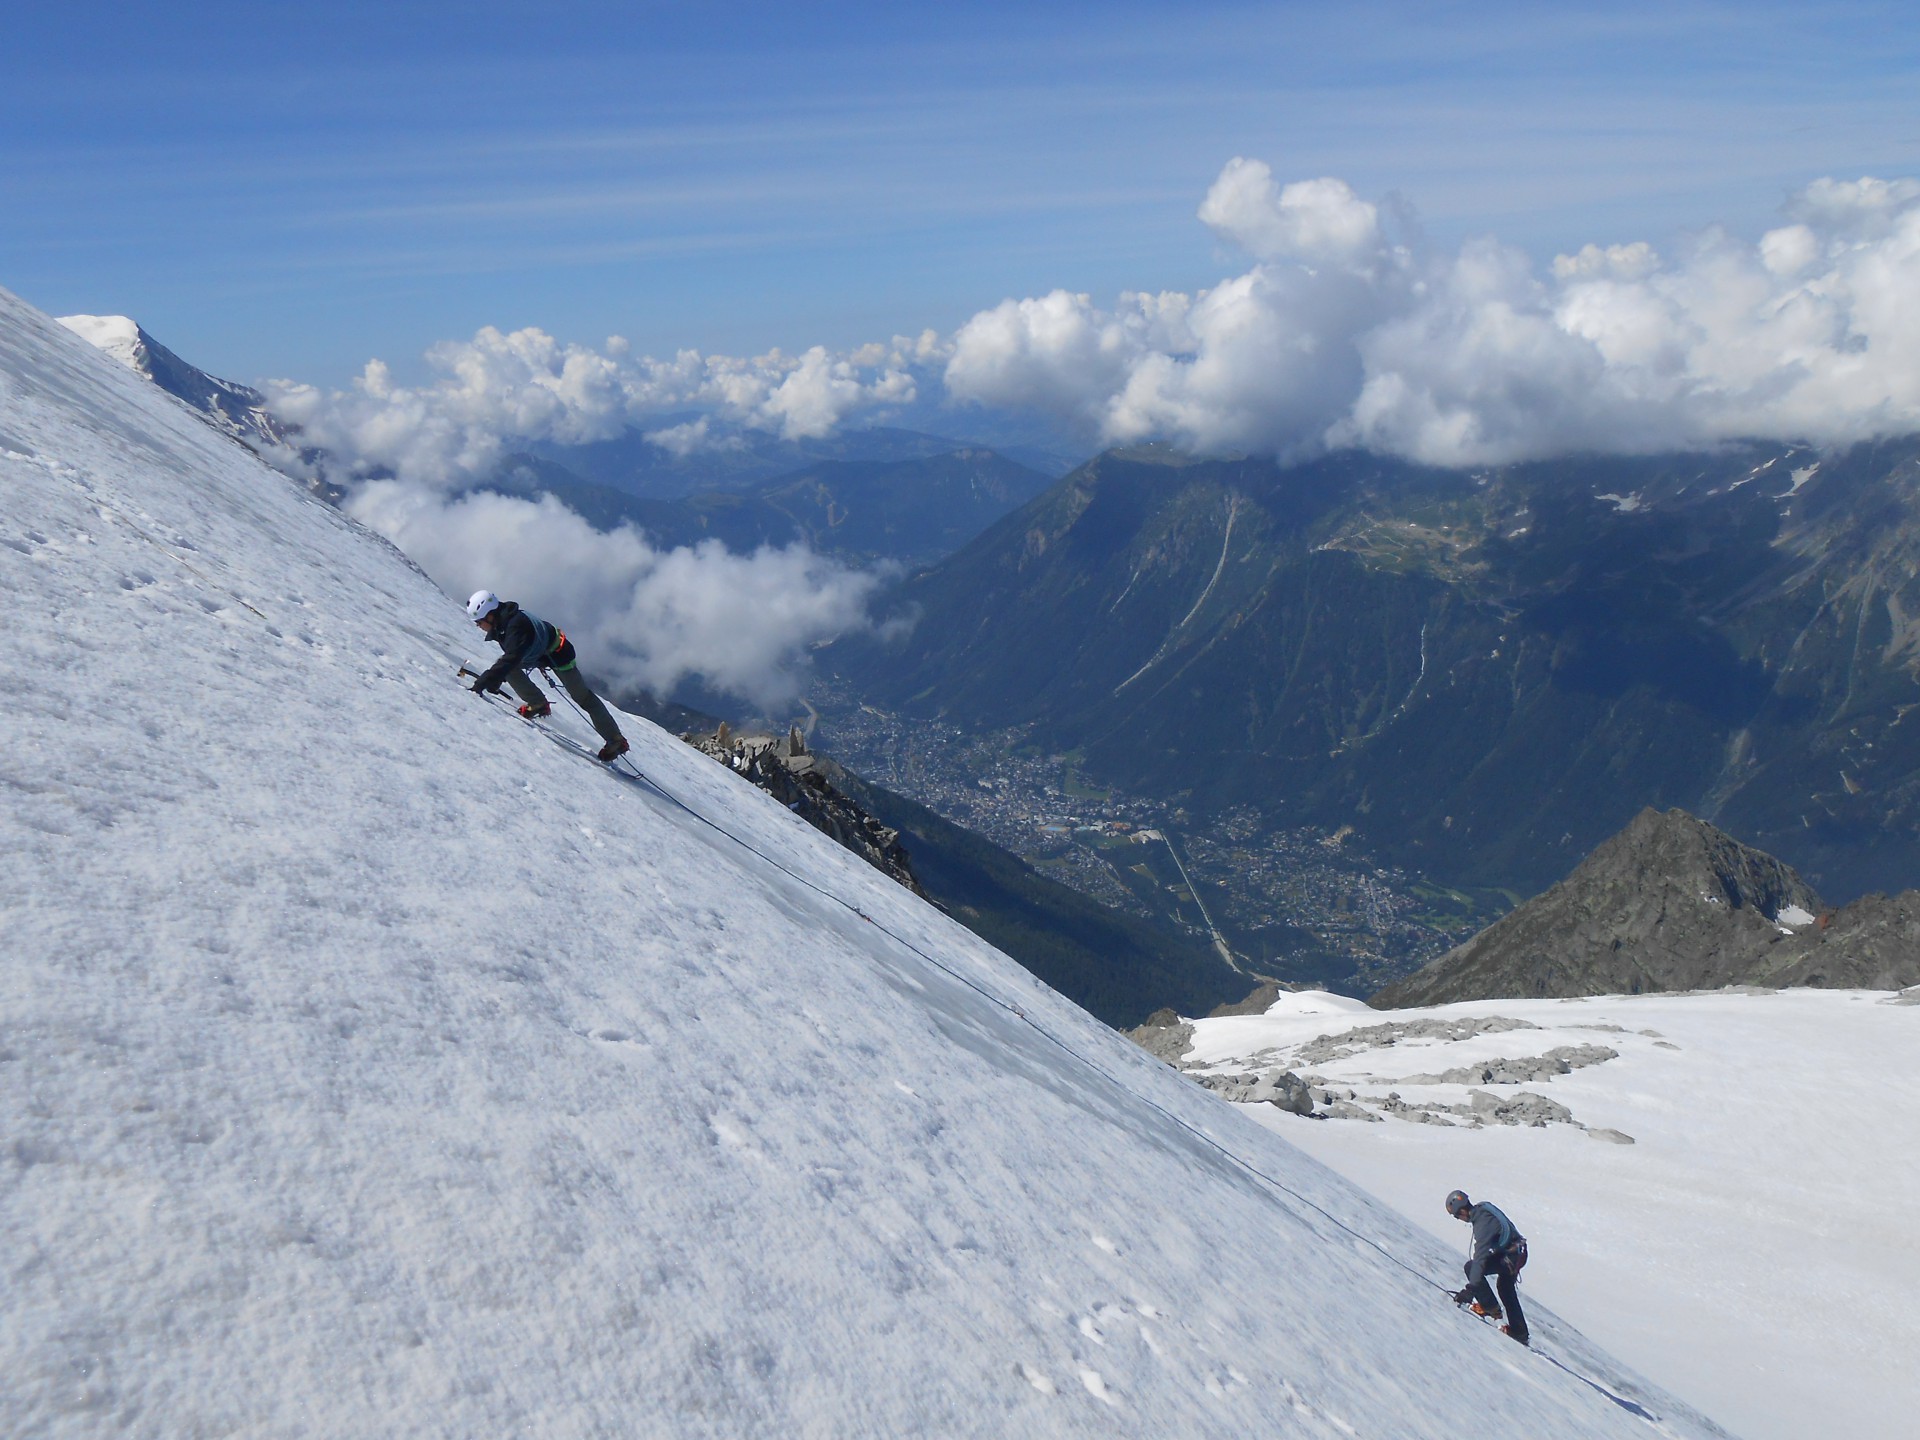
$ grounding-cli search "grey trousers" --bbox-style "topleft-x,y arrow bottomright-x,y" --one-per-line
506,664 -> 625,747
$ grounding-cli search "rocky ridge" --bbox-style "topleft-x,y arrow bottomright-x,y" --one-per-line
1373,807 -> 1920,1007
682,722 -> 925,897
1126,1007 -> 1632,1139
58,314 -> 295,457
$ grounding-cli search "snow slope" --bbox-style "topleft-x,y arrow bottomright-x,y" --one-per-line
1185,989 -> 1919,1440
0,285 -> 1731,1438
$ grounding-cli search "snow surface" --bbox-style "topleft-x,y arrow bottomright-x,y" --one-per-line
0,284 -> 1734,1437
54,313 -> 143,372
1189,990 -> 1920,1440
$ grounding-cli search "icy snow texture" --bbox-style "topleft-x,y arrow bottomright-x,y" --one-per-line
1191,990 -> 1919,1440
0,287 -> 1729,1437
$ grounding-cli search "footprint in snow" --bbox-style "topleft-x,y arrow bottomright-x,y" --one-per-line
1015,1363 -> 1055,1395
1079,1369 -> 1117,1406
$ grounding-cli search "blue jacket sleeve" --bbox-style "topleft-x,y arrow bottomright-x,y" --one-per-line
1465,1210 -> 1502,1286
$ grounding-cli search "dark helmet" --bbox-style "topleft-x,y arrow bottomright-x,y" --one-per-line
1445,1190 -> 1472,1217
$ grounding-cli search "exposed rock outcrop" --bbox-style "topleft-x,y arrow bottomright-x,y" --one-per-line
1193,1067 -> 1316,1115
1125,1009 -> 1196,1065
684,726 -> 925,898
1396,1044 -> 1618,1086
1205,980 -> 1295,1017
1293,1015 -> 1539,1064
1371,808 -> 1920,1006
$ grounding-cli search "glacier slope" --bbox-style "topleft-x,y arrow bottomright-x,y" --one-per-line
0,286 -> 1728,1438
1189,989 -> 1919,1440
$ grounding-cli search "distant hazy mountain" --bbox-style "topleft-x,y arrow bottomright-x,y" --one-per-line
525,422 -> 1077,502
491,446 -> 1056,569
831,439 -> 1920,904
58,314 -> 294,457
1372,807 -> 1920,1004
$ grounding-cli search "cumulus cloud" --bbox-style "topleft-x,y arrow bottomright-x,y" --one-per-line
1197,163 -> 1386,271
255,329 -> 934,707
349,482 -> 887,707
945,159 -> 1920,465
265,326 -> 927,490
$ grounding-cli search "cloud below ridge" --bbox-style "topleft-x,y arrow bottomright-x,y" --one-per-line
266,330 -> 928,708
349,483 -> 889,708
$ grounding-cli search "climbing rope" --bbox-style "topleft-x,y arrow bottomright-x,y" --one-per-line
510,666 -> 1466,1301
467,667 -> 1690,1422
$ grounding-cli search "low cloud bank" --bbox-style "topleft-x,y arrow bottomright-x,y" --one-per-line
267,328 -> 940,489
263,167 -> 1920,479
947,165 -> 1920,466
265,333 -> 929,708
351,484 -> 889,709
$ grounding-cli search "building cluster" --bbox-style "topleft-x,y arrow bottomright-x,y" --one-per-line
809,681 -> 1473,987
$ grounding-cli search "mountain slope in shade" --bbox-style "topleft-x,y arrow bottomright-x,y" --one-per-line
493,445 -> 1054,568
59,313 -> 294,455
1373,807 -> 1920,1006
0,287 -> 1729,1438
831,441 -> 1920,905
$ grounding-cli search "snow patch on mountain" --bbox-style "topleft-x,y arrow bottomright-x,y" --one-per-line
55,313 -> 143,368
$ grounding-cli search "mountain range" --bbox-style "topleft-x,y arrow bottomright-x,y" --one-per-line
524,421 -> 1077,501
831,440 -> 1920,906
490,444 -> 1056,568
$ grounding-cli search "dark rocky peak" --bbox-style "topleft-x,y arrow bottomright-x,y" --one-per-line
1375,806 -> 1920,1006
1603,805 -> 1820,919
1373,808 -> 1826,1006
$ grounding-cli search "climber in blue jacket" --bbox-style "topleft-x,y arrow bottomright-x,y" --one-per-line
1447,1189 -> 1530,1346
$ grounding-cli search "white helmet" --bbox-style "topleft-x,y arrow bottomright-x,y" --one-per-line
466,589 -> 501,622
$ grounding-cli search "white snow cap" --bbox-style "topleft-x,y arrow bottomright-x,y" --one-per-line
56,312 -> 144,370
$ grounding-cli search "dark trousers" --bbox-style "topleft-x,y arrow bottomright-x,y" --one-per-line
505,664 -> 625,748
1466,1259 -> 1528,1340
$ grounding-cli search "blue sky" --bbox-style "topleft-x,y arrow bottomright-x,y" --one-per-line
4,1 -> 1916,387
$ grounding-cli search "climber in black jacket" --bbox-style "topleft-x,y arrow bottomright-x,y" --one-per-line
1447,1189 -> 1530,1345
467,589 -> 629,762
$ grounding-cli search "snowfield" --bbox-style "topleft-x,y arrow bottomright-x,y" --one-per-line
1187,989 -> 1920,1440
0,284 -> 1734,1438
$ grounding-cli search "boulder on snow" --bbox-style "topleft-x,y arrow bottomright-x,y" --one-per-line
1195,1067 -> 1317,1116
